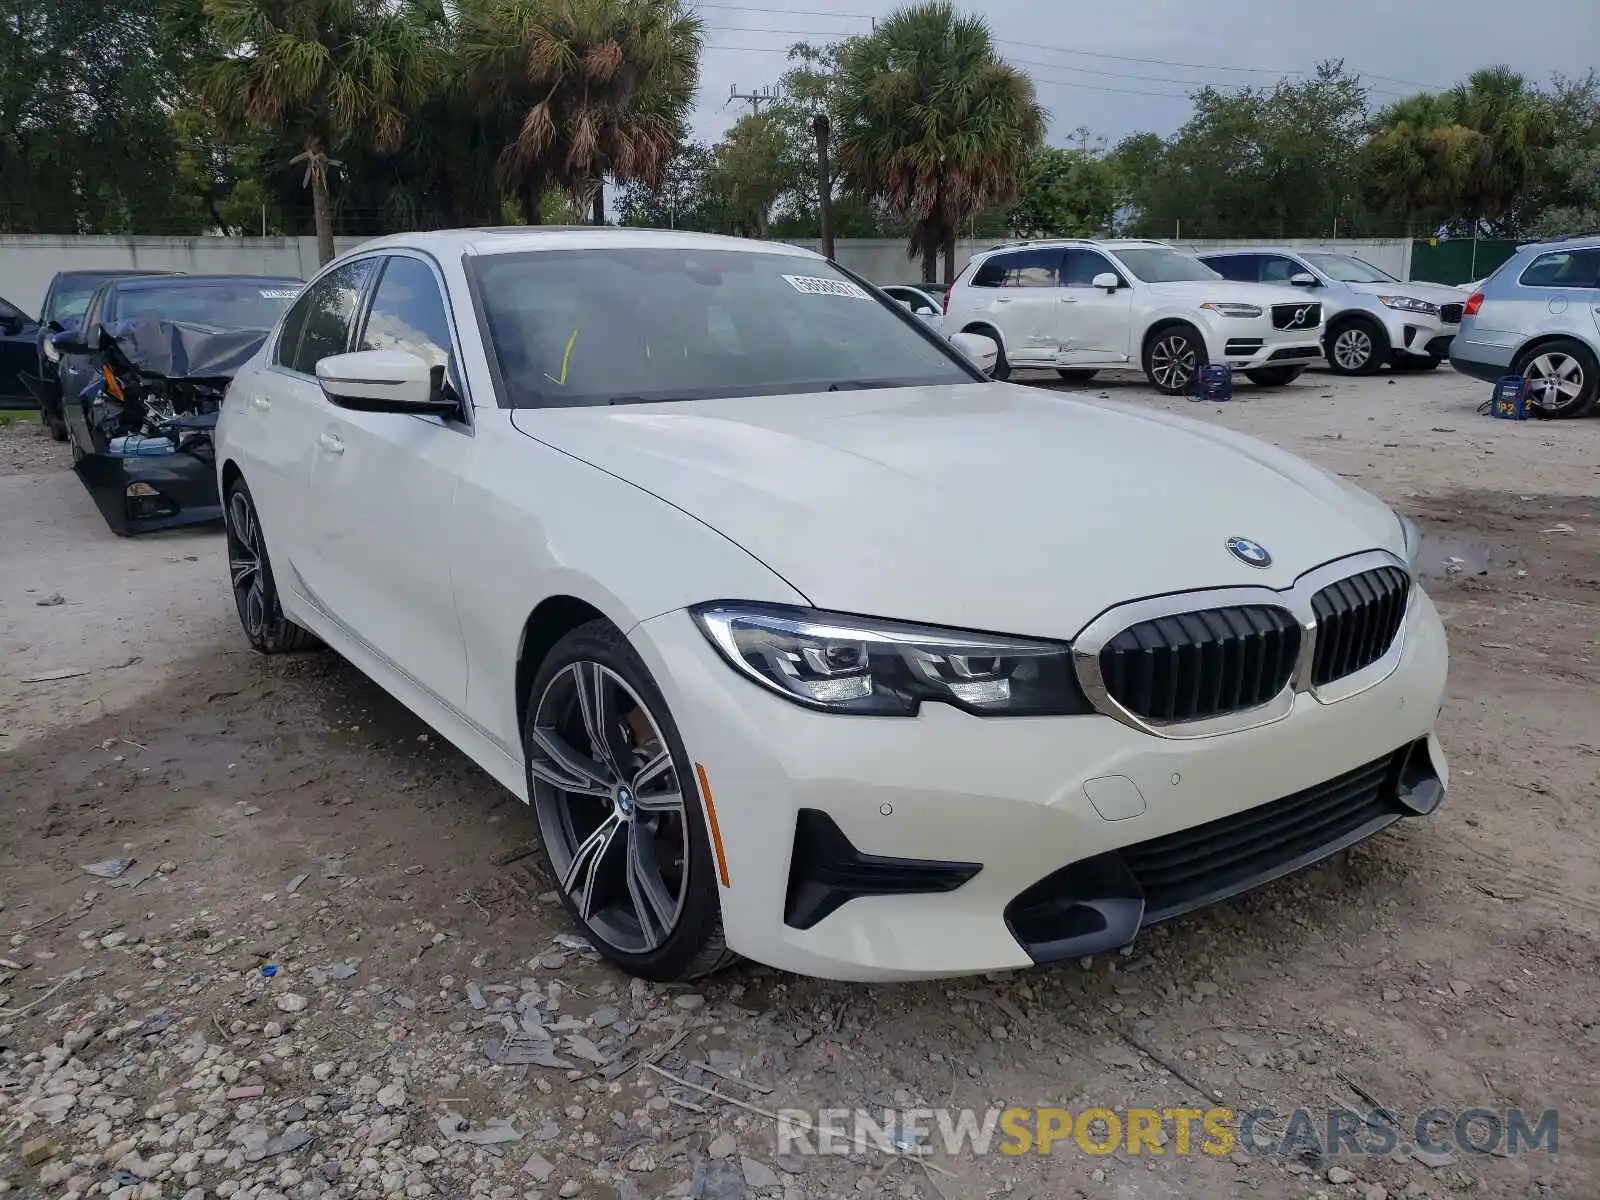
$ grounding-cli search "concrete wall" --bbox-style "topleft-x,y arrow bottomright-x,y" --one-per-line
2,233 -> 1418,313
0,236 -> 371,315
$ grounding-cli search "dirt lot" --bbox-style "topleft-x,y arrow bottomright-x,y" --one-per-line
2,368 -> 1597,1200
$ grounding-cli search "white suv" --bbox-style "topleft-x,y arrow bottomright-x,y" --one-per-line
944,239 -> 1325,393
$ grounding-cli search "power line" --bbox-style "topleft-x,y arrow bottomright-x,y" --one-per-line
692,1 -> 1449,92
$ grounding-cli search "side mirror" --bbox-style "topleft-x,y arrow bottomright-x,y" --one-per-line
315,350 -> 460,418
948,330 -> 999,376
1289,272 -> 1319,287
49,329 -> 91,356
1091,272 -> 1120,292
0,314 -> 25,336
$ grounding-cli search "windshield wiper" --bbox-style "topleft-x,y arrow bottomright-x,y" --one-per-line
826,379 -> 888,392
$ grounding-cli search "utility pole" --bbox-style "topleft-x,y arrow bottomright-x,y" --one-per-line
728,84 -> 779,114
813,112 -> 835,260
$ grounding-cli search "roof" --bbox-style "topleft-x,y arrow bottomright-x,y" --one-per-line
55,268 -> 176,281
344,227 -> 824,260
111,274 -> 303,291
974,238 -> 1173,257
1521,232 -> 1600,251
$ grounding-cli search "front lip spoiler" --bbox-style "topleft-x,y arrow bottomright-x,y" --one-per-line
1003,737 -> 1443,964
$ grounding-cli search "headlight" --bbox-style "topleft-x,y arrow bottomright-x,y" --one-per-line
1398,514 -> 1423,570
1199,302 -> 1263,318
1378,295 -> 1440,316
691,603 -> 1091,716
43,336 -> 61,364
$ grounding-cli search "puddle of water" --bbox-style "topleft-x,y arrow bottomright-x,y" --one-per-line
1415,534 -> 1497,580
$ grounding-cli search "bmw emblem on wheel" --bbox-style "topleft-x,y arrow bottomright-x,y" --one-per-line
1226,536 -> 1272,568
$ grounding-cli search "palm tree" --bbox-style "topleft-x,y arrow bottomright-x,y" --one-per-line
1358,93 -> 1480,233
201,0 -> 442,263
1448,67 -> 1555,233
458,0 -> 701,225
833,1 -> 1044,283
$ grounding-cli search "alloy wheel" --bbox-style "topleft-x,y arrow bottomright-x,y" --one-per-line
1523,352 -> 1585,414
1150,334 -> 1198,391
529,662 -> 690,955
1332,327 -> 1373,372
227,490 -> 268,641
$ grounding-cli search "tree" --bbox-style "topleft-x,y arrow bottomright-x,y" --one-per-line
1009,146 -> 1116,238
458,0 -> 701,225
1449,67 -> 1554,234
1114,63 -> 1370,239
616,140 -> 729,230
1357,93 -> 1479,233
833,1 -> 1043,282
201,0 -> 442,262
1526,74 -> 1600,237
712,112 -> 796,238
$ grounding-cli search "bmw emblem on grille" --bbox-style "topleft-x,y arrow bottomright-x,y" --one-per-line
1226,536 -> 1272,568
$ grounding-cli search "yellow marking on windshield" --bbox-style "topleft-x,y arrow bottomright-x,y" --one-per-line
543,329 -> 579,386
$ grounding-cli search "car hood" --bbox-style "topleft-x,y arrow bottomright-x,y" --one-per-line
510,386 -> 1405,639
1143,280 -> 1313,306
1345,280 -> 1467,305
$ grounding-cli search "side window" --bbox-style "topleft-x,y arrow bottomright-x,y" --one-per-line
285,259 -> 376,375
273,292 -> 312,369
1520,249 -> 1600,289
1258,255 -> 1302,284
357,256 -> 454,369
1060,249 -> 1119,287
971,257 -> 1007,287
1205,255 -> 1258,282
993,249 -> 1061,288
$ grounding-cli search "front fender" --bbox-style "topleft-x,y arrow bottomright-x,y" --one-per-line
455,419 -> 809,762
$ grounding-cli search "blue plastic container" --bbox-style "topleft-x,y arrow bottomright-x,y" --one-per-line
1191,363 -> 1233,402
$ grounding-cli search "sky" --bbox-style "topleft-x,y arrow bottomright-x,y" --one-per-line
686,0 -> 1600,147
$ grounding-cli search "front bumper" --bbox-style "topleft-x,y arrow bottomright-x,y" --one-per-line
1391,317 -> 1458,359
1199,321 -> 1323,372
74,442 -> 222,536
632,591 -> 1449,981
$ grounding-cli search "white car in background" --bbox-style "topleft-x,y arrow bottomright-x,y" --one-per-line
215,228 -> 1448,982
943,239 -> 1325,393
1199,248 -> 1468,375
879,283 -> 945,328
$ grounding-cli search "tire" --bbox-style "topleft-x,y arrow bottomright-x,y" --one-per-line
1514,338 -> 1598,420
1325,317 -> 1388,376
49,417 -> 67,442
1056,369 -> 1099,383
224,478 -> 320,653
525,620 -> 735,982
964,325 -> 1010,381
1143,323 -> 1207,395
1244,365 -> 1306,387
1393,356 -> 1443,372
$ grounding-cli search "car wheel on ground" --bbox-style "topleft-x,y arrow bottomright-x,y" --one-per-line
1244,365 -> 1306,387
963,326 -> 1010,381
224,478 -> 320,653
1393,357 -> 1443,372
1143,323 -> 1206,395
1056,369 -> 1099,383
1325,317 -> 1388,376
525,620 -> 735,982
1516,338 -> 1598,419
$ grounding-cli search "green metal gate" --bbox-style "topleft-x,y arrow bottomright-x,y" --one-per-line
1409,238 -> 1519,285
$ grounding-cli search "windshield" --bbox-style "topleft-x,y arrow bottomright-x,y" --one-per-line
472,248 -> 975,407
112,282 -> 301,329
1303,253 -> 1398,284
1112,248 -> 1222,283
44,278 -> 104,321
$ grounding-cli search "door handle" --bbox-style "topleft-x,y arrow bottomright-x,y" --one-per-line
318,431 -> 345,456
1060,296 -> 1079,303
251,395 -> 271,412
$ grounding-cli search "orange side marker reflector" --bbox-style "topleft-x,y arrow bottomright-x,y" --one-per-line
694,762 -> 732,888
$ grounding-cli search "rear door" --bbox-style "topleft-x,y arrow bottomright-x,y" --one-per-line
1058,248 -> 1134,363
0,295 -> 37,406
300,252 -> 474,708
982,248 -> 1066,364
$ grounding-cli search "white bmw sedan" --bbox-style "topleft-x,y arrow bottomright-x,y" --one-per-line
215,228 -> 1449,983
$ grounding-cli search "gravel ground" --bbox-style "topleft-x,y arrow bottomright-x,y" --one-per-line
2,368 -> 1597,1200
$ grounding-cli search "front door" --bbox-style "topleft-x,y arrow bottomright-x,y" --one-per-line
302,253 -> 474,710
1058,249 -> 1134,363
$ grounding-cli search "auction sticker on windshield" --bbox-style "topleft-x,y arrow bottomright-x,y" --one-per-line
783,275 -> 870,299
259,289 -> 300,299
